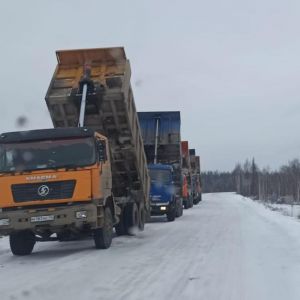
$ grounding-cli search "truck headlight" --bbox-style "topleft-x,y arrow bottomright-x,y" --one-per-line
76,211 -> 87,219
0,218 -> 10,226
160,206 -> 167,211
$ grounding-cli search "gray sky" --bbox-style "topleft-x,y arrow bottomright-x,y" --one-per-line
0,0 -> 300,171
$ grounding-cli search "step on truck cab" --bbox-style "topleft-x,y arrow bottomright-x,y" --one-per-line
138,111 -> 183,221
0,47 -> 150,255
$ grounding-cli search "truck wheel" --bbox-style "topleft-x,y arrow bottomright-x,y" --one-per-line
166,203 -> 176,222
93,207 -> 113,249
176,198 -> 183,217
138,202 -> 145,231
9,230 -> 36,256
179,200 -> 183,216
115,209 -> 127,236
124,202 -> 139,233
184,200 -> 189,209
190,197 -> 194,208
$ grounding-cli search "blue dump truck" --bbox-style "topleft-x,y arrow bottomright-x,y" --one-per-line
138,111 -> 183,221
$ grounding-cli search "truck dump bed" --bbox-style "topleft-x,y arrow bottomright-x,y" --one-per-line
181,141 -> 191,173
188,149 -> 202,202
189,149 -> 196,174
137,111 -> 181,165
45,47 -> 149,206
195,156 -> 201,174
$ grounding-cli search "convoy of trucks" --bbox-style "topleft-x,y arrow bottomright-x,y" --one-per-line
0,47 -> 202,255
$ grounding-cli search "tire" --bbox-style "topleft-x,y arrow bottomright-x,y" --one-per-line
116,202 -> 139,235
93,207 -> 113,249
115,210 -> 127,236
183,199 -> 189,209
190,197 -> 194,208
176,198 -> 183,217
9,230 -> 36,256
138,202 -> 145,231
179,199 -> 183,216
193,195 -> 199,205
124,202 -> 139,231
166,202 -> 176,222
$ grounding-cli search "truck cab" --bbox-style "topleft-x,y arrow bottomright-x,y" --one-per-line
0,127 -> 120,254
148,164 -> 176,221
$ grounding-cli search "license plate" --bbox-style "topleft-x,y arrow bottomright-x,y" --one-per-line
31,215 -> 55,223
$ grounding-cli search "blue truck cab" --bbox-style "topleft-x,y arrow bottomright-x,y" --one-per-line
148,164 -> 177,221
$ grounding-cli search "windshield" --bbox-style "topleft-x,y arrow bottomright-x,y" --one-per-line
0,137 -> 96,172
149,169 -> 171,185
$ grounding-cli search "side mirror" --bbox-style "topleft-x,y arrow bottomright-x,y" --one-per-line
96,140 -> 107,162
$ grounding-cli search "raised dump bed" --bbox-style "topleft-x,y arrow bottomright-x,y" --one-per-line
137,111 -> 181,165
45,47 -> 149,209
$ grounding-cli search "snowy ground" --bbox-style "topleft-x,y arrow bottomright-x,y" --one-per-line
262,202 -> 300,219
1,192 -> 300,300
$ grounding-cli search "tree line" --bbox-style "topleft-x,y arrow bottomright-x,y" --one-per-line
201,158 -> 300,203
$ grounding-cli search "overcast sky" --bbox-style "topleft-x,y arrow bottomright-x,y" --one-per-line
0,0 -> 299,171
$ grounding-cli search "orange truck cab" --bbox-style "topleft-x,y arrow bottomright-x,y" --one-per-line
0,127 -> 119,254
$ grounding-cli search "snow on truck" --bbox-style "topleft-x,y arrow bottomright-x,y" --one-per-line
138,111 -> 183,221
0,47 -> 150,255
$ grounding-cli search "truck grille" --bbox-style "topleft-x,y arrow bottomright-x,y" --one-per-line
11,180 -> 76,202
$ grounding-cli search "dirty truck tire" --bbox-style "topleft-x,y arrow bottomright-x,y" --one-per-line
115,210 -> 127,236
93,207 -> 113,249
138,202 -> 145,231
167,203 -> 176,222
179,201 -> 183,216
9,230 -> 36,256
190,197 -> 194,208
176,198 -> 183,217
184,200 -> 189,210
124,202 -> 139,233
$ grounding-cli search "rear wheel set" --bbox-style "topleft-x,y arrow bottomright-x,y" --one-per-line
115,202 -> 145,236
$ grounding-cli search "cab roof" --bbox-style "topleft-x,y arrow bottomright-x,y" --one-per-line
0,127 -> 95,144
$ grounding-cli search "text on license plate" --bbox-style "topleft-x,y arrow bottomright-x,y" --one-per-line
31,215 -> 55,223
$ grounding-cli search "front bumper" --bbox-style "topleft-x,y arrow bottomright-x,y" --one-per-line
0,203 -> 99,235
150,202 -> 170,215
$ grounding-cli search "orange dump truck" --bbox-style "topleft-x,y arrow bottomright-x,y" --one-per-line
0,48 -> 150,255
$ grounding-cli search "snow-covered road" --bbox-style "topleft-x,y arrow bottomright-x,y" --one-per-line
1,193 -> 300,300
